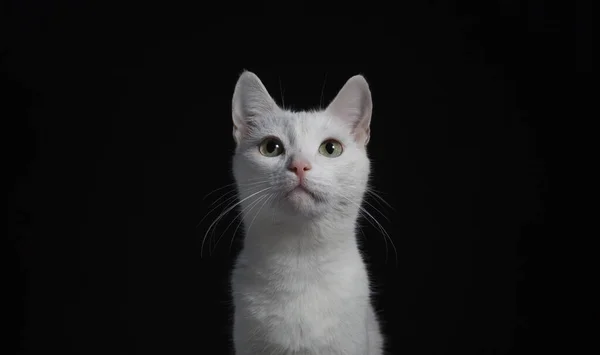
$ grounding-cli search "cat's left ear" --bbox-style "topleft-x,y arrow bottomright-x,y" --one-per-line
325,75 -> 373,146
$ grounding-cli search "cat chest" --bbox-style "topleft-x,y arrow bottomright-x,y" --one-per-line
233,263 -> 370,344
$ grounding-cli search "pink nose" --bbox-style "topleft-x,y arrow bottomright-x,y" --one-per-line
288,160 -> 312,179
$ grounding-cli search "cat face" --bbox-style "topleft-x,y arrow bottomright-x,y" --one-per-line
231,72 -> 373,219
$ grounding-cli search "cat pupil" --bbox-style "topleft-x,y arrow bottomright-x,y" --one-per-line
267,140 -> 278,153
326,142 -> 335,154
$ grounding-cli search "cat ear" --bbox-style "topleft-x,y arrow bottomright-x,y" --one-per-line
325,75 -> 373,146
231,71 -> 278,144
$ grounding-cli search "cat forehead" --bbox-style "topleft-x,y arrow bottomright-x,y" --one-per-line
254,111 -> 350,141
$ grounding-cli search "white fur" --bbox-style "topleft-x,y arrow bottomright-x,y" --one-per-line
230,71 -> 383,355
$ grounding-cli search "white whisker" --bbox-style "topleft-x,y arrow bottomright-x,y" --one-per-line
365,188 -> 395,211
212,193 -> 268,254
205,180 -> 270,209
340,194 -> 398,267
196,182 -> 270,228
202,178 -> 268,200
361,198 -> 390,222
230,192 -> 274,252
201,186 -> 272,258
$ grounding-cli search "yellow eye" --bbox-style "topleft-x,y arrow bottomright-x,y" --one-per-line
258,137 -> 284,157
318,139 -> 343,158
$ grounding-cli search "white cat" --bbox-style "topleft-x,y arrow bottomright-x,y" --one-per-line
229,71 -> 384,355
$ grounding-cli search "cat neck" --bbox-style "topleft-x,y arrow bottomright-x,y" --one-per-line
241,212 -> 361,259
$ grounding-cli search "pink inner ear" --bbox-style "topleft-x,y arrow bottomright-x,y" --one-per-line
353,126 -> 370,146
359,126 -> 371,146
325,75 -> 372,146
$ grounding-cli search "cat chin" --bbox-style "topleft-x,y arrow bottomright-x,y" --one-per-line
276,190 -> 329,219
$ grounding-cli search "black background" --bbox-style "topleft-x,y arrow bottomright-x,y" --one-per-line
5,1 -> 586,354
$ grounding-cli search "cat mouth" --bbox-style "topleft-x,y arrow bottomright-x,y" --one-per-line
286,185 -> 324,202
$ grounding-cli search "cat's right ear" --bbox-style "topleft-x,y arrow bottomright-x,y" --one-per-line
231,71 -> 278,144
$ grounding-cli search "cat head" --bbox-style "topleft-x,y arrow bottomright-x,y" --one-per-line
231,71 -> 373,221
